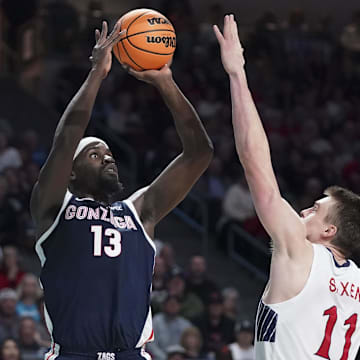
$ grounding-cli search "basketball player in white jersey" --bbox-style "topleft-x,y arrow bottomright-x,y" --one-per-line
214,15 -> 360,359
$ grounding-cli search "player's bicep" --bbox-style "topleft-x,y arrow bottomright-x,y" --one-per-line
245,163 -> 306,257
135,152 -> 211,226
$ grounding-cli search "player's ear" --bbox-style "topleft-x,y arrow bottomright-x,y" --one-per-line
324,224 -> 337,239
70,170 -> 76,181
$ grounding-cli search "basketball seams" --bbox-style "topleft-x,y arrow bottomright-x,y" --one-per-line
126,10 -> 155,35
126,35 -> 175,56
121,39 -> 144,71
116,42 -> 122,63
114,9 -> 176,69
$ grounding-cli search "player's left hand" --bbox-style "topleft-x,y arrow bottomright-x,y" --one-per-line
124,63 -> 173,86
213,14 -> 245,76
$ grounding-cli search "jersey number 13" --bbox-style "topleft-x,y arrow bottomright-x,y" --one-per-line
91,225 -> 122,257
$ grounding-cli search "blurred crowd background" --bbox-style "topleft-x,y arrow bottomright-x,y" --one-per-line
1,0 -> 360,359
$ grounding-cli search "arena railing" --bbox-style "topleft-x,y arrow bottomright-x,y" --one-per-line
227,224 -> 270,281
172,193 -> 209,257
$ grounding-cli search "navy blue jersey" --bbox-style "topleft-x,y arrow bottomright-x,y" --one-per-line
35,191 -> 156,354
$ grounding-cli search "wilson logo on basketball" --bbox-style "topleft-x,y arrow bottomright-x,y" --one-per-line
146,36 -> 176,48
147,17 -> 170,25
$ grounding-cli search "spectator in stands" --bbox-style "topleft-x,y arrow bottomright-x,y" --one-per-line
0,177 -> 18,245
195,157 -> 227,230
34,298 -> 50,349
0,338 -> 21,360
185,256 -> 218,304
16,274 -> 42,322
160,244 -> 182,277
180,327 -> 207,360
193,292 -> 235,356
201,157 -> 227,201
18,316 -> 47,360
296,177 -> 323,211
3,168 -> 28,211
151,256 -> 169,315
166,273 -> 204,320
166,344 -> 186,360
153,256 -> 168,292
340,10 -> 360,55
44,0 -> 80,54
220,172 -> 255,231
106,92 -> 142,136
147,296 -> 192,360
0,247 -> 25,289
0,289 -> 20,343
0,133 -> 22,173
220,321 -> 255,360
197,87 -> 222,119
20,130 -> 47,168
222,288 -> 240,321
198,3 -> 224,49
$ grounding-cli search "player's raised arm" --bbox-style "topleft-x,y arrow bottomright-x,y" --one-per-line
30,22 -> 123,228
126,65 -> 213,234
213,15 -> 308,258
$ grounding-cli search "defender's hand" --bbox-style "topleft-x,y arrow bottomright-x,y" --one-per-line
125,63 -> 173,87
213,14 -> 245,76
90,21 -> 125,79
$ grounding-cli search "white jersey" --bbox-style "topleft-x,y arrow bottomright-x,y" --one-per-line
255,244 -> 360,359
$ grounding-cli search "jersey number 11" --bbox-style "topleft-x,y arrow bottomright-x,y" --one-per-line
315,306 -> 357,359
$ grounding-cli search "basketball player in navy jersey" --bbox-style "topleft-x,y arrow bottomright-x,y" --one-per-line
30,21 -> 213,360
214,15 -> 360,359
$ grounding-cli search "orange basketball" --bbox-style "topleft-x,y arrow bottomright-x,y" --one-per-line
112,8 -> 176,71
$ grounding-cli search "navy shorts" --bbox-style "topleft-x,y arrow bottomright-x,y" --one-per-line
53,348 -> 151,360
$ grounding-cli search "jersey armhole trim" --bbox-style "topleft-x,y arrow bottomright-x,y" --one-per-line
35,190 -> 73,267
262,243 -> 318,308
123,198 -> 156,253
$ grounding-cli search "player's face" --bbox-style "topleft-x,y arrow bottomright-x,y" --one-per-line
300,196 -> 335,243
73,143 -> 123,196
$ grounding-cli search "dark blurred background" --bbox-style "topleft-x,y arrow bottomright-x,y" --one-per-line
0,0 -> 360,359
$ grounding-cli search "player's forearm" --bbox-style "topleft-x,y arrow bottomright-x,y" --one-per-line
229,70 -> 271,169
156,77 -> 213,159
53,69 -> 104,145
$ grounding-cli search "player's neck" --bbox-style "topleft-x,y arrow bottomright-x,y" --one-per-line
73,190 -> 111,207
326,244 -> 346,264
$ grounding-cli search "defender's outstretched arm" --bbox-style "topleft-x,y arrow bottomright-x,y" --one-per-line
214,15 -> 307,257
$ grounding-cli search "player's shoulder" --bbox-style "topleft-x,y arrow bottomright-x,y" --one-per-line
125,187 -> 149,203
314,243 -> 360,272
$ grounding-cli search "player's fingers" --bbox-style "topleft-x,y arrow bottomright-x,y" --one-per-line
122,64 -> 133,74
95,29 -> 101,43
107,22 -> 119,40
100,21 -> 108,42
106,29 -> 126,47
166,57 -> 173,67
121,63 -> 129,72
223,14 -> 230,38
213,25 -> 224,44
230,14 -> 240,41
128,67 -> 143,79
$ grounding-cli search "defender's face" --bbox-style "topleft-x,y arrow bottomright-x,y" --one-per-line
300,196 -> 335,242
73,142 -> 121,195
